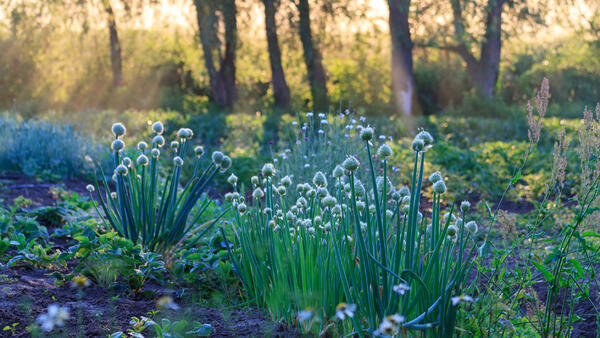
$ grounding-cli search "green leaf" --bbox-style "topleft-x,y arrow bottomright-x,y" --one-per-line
511,170 -> 522,185
531,259 -> 554,283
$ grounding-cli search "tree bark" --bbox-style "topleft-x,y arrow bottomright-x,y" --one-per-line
103,0 -> 122,87
387,0 -> 414,115
263,0 -> 291,111
296,0 -> 328,112
193,0 -> 237,110
448,0 -> 505,98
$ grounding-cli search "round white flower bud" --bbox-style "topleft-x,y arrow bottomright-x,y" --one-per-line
137,155 -> 149,166
322,195 -> 337,208
152,121 -> 164,134
237,203 -> 247,214
111,122 -> 126,137
173,156 -> 184,166
416,130 -> 434,145
280,176 -> 292,187
153,135 -> 165,147
170,141 -> 179,149
332,165 -> 344,178
360,127 -> 374,141
433,180 -> 447,194
111,192 -> 117,199
412,138 -> 424,152
313,171 -> 327,188
460,201 -> 471,213
111,139 -> 125,151
447,225 -> 458,237
151,148 -> 160,158
277,186 -> 287,196
194,146 -> 204,157
220,156 -> 232,171
115,164 -> 128,176
252,188 -> 264,199
377,143 -> 393,158
227,173 -> 238,186
466,221 -> 478,234
429,171 -> 442,183
86,184 -> 95,192
342,157 -> 360,171
251,176 -> 259,185
211,151 -> 224,165
137,141 -> 148,151
262,163 -> 276,177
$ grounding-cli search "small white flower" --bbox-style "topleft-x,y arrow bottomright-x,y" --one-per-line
392,283 -> 410,295
335,303 -> 356,320
451,295 -> 474,306
157,296 -> 180,310
86,184 -> 95,192
306,112 -> 314,118
297,308 -> 314,323
318,113 -> 326,119
37,304 -> 70,332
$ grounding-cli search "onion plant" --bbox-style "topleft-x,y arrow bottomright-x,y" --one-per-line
222,128 -> 479,336
89,122 -> 230,254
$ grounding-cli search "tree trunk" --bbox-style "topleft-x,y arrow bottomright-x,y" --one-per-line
387,0 -> 413,116
193,0 -> 237,110
104,0 -> 122,87
475,0 -> 503,98
263,0 -> 291,111
296,0 -> 328,112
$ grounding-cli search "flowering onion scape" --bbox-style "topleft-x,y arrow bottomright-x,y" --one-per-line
89,122 -> 230,253
220,123 -> 478,336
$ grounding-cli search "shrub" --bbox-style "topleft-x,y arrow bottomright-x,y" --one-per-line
223,130 -> 478,336
0,113 -> 103,178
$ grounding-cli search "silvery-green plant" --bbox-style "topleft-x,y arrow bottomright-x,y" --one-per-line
222,129 -> 478,336
90,122 -> 230,254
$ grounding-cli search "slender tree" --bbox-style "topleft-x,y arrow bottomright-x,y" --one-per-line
387,0 -> 414,115
102,0 -> 123,87
193,0 -> 237,110
263,0 -> 291,111
295,0 -> 328,112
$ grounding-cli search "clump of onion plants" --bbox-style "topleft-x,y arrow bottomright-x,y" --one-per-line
223,129 -> 478,336
89,122 -> 230,254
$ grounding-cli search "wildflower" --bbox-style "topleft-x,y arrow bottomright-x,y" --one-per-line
220,156 -> 232,171
306,112 -> 314,118
237,203 -> 247,214
137,155 -> 149,166
297,308 -> 314,323
376,315 -> 404,336
86,184 -> 95,192
137,141 -> 148,151
387,314 -> 405,325
377,143 -> 393,158
251,176 -> 259,185
460,200 -> 471,213
428,171 -> 442,183
416,130 -> 434,146
71,275 -> 90,288
466,221 -> 478,234
322,195 -> 337,208
173,156 -> 184,167
111,139 -> 125,151
433,180 -> 447,194
115,164 -> 128,176
392,283 -> 410,295
151,148 -> 160,158
411,137 -> 424,152
451,295 -> 474,306
262,163 -> 276,177
335,303 -> 356,320
318,113 -> 326,118
320,119 -> 328,125
312,171 -> 327,188
37,304 -> 70,332
360,127 -> 374,141
280,175 -> 292,187
111,122 -> 126,137
152,121 -> 164,134
227,173 -> 238,186
332,165 -> 344,178
157,296 -> 180,310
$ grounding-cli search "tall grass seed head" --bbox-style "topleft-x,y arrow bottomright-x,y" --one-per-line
433,180 -> 447,194
342,156 -> 360,171
280,175 -> 292,187
262,163 -> 276,177
152,135 -> 165,147
111,122 -> 126,137
152,121 -> 164,134
137,154 -> 149,166
86,184 -> 95,192
194,145 -> 204,157
111,139 -> 125,151
227,173 -> 238,186
429,171 -> 442,183
377,143 -> 393,157
211,151 -> 224,165
151,148 -> 160,158
173,156 -> 184,166
360,127 -> 374,141
115,164 -> 128,176
313,171 -> 327,187
333,165 -> 344,178
460,200 -> 471,213
466,220 -> 478,234
411,137 -> 424,151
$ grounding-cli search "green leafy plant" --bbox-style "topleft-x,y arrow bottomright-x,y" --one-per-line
90,121 -> 230,254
